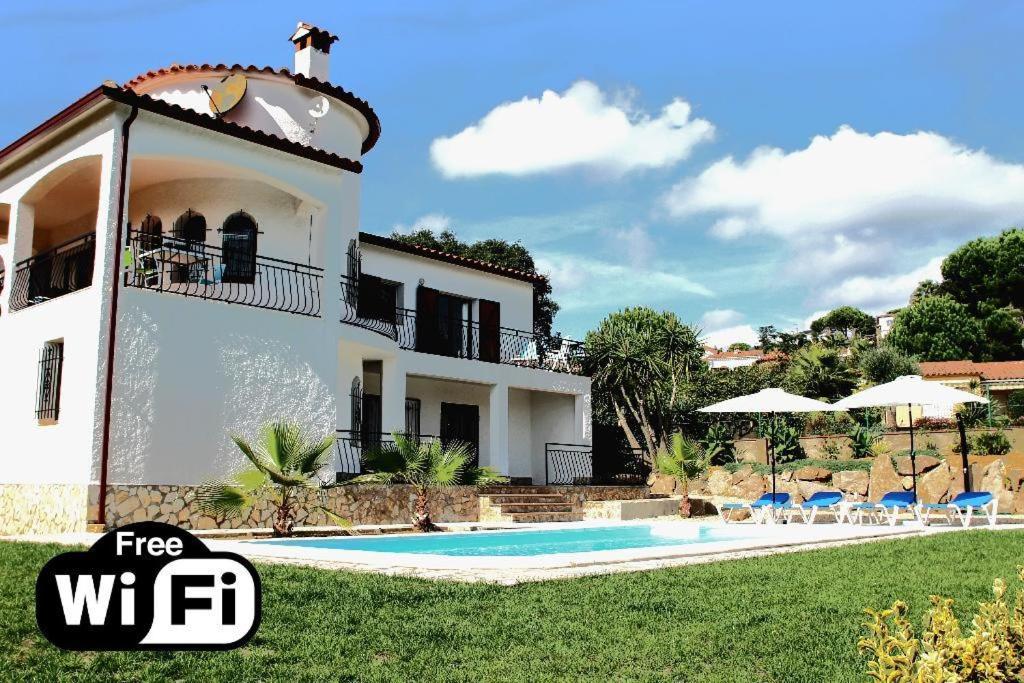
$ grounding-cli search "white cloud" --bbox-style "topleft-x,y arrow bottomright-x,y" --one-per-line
702,325 -> 760,349
431,81 -> 715,178
391,213 -> 453,235
665,126 -> 1024,242
536,252 -> 712,313
608,224 -> 656,267
820,256 -> 943,313
701,308 -> 743,329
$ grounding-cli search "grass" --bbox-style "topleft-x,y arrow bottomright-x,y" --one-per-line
2,531 -> 1023,682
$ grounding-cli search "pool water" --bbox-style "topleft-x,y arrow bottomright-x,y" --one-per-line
253,525 -> 745,557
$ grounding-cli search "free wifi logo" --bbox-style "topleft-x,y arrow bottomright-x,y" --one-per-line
36,521 -> 261,650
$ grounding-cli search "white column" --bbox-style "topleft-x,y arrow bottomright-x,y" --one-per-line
380,356 -> 406,433
575,392 -> 592,445
487,383 -> 510,474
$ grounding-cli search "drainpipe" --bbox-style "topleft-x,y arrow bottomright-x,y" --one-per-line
96,104 -> 138,528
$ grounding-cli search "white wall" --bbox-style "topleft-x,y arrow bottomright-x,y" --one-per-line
508,388 -> 533,478
128,177 -> 323,268
529,392 -> 578,484
108,288 -> 338,484
405,375 -> 492,462
360,244 -> 536,333
139,73 -> 368,161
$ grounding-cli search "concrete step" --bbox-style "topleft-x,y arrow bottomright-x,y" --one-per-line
482,486 -> 564,494
506,511 -> 585,523
482,494 -> 570,504
496,503 -> 574,514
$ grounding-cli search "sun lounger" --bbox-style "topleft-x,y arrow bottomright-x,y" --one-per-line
780,491 -> 845,524
719,493 -> 791,524
850,491 -> 917,526
919,491 -> 997,527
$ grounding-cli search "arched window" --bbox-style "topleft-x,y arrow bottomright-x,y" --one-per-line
170,210 -> 206,283
221,210 -> 258,284
138,214 -> 162,251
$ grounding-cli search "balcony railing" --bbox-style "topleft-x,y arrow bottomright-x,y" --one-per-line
125,229 -> 322,317
545,442 -> 650,486
333,430 -> 438,480
339,276 -> 587,374
10,231 -> 96,311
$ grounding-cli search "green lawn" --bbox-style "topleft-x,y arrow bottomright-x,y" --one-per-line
2,531 -> 1022,682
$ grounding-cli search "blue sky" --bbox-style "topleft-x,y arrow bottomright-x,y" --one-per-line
3,1 -> 1024,343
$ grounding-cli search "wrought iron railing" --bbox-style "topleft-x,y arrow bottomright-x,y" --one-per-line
10,231 -> 96,311
333,430 -> 438,480
545,442 -> 650,486
339,275 -> 400,339
124,229 -> 322,316
35,342 -> 64,421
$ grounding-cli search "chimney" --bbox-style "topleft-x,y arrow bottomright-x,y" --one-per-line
289,21 -> 338,81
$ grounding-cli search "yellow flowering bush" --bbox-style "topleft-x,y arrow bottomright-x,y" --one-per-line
859,567 -> 1024,682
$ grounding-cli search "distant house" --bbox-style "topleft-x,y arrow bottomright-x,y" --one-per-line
875,311 -> 899,341
706,348 -> 768,370
918,361 -> 1024,418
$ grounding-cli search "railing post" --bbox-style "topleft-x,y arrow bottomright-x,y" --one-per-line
545,442 -> 550,486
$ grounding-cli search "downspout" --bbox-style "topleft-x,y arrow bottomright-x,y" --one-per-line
96,104 -> 138,528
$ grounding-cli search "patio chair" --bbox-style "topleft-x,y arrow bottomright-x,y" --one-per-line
919,491 -> 997,527
780,491 -> 845,524
850,491 -> 917,526
719,492 -> 791,524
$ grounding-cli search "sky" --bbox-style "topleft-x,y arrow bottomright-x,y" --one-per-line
3,1 -> 1024,345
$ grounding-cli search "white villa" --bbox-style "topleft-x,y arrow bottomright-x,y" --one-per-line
0,23 -> 594,534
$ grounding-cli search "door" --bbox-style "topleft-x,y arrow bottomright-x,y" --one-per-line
405,398 -> 421,439
440,402 -> 479,467
478,299 -> 500,363
361,394 -> 382,447
221,211 -> 258,284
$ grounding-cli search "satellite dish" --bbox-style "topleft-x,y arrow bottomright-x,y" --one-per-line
309,95 -> 330,119
206,73 -> 247,116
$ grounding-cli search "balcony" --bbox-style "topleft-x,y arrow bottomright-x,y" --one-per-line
10,231 -> 96,311
339,275 -> 587,375
125,229 -> 323,317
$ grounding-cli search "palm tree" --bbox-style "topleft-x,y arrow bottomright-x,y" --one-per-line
653,433 -> 710,518
196,421 -> 336,536
351,433 -> 507,532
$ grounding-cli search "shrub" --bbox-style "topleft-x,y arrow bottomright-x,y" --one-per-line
820,438 -> 843,460
723,458 -> 874,475
913,416 -> 954,431
758,417 -> 803,464
802,411 -> 855,436
859,567 -> 1024,680
848,423 -> 883,458
971,430 -> 1012,456
702,423 -> 736,465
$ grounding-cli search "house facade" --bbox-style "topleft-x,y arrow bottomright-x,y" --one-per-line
0,23 -> 591,534
917,361 -> 1024,419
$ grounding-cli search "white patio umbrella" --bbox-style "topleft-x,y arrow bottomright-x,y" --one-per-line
834,375 -> 988,499
700,388 -> 843,500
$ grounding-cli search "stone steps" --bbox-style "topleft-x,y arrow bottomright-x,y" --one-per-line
482,494 -> 569,504
494,502 -> 574,514
506,511 -> 585,523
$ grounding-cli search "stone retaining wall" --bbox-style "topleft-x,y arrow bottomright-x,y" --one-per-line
662,453 -> 1024,514
0,484 -> 89,535
104,484 -> 481,530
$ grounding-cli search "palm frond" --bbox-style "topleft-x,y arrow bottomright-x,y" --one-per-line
315,506 -> 354,530
293,434 -> 336,475
428,441 -> 469,487
194,478 -> 254,516
463,466 -> 508,487
349,471 -> 399,486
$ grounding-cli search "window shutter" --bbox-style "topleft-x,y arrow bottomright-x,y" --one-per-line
478,299 -> 500,363
415,286 -> 439,353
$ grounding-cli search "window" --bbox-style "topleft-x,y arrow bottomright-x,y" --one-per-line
356,274 -> 398,322
36,341 -> 64,422
220,211 -> 258,284
170,209 -> 207,283
138,214 -> 163,251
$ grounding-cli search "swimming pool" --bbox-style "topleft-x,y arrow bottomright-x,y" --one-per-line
252,524 -> 747,557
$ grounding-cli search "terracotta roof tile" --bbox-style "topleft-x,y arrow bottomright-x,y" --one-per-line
358,232 -> 546,284
103,86 -> 362,173
920,360 -> 1024,381
122,63 -> 381,154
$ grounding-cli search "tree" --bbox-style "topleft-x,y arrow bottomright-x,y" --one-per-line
391,228 -> 559,337
979,307 -> 1024,361
727,342 -> 752,351
784,345 -> 858,402
858,347 -> 920,385
585,307 -> 705,459
809,306 -> 876,343
653,434 -> 709,518
196,422 -> 337,537
910,279 -> 942,304
887,296 -> 982,361
940,228 -> 1024,316
758,325 -> 809,354
351,433 -> 506,532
